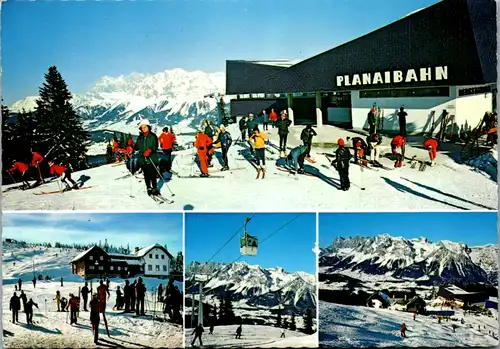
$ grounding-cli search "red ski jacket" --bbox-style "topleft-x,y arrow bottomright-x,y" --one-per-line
127,139 -> 134,147
195,133 -> 213,151
31,152 -> 44,166
159,132 -> 176,150
8,162 -> 29,173
49,164 -> 67,176
391,135 -> 406,148
423,138 -> 438,151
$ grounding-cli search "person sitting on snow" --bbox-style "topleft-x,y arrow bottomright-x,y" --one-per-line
285,145 -> 308,175
48,160 -> 79,190
347,137 -> 368,166
423,137 -> 438,166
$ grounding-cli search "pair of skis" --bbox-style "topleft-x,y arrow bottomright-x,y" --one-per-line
148,193 -> 174,204
409,156 -> 428,171
33,186 -> 93,196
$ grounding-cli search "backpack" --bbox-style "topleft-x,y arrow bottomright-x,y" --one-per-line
225,132 -> 233,148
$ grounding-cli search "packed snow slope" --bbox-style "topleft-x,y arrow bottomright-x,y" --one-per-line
320,234 -> 498,284
319,301 -> 498,348
2,124 -> 497,211
185,324 -> 317,348
2,244 -> 183,348
186,261 -> 316,312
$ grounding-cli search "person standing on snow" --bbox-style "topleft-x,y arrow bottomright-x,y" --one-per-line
269,108 -> 278,128
61,277 -> 64,287
280,328 -> 285,338
366,133 -> 383,166
123,280 -> 132,312
89,293 -> 101,344
32,277 -> 37,288
135,277 -> 146,316
47,160 -> 79,190
275,111 -> 292,157
391,135 -> 406,168
133,119 -> 161,196
24,298 -> 39,325
235,325 -> 242,339
249,127 -> 268,179
212,125 -> 233,171
398,106 -> 408,138
262,110 -> 269,131
400,323 -> 407,337
246,114 -> 258,145
67,293 -> 79,325
413,313 -> 416,321
54,290 -> 61,312
367,107 -> 376,135
130,280 -> 137,313
300,124 -> 317,159
10,292 -> 21,324
113,286 -> 123,311
6,160 -> 30,188
285,145 -> 308,175
97,280 -> 110,313
81,282 -> 91,311
239,116 -> 248,142
423,138 -> 438,166
191,323 -> 204,346
157,283 -> 163,302
17,278 -> 22,291
19,290 -> 27,311
331,138 -> 351,191
159,127 -> 176,174
194,130 -> 213,177
31,151 -> 44,185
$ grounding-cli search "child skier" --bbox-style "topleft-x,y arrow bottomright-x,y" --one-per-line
285,145 -> 308,175
423,138 -> 438,166
391,135 -> 406,168
332,138 -> 352,191
249,127 -> 268,179
47,160 -> 79,190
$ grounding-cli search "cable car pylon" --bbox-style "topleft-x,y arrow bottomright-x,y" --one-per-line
240,217 -> 258,256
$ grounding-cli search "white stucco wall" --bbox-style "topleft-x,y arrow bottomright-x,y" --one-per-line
142,247 -> 170,277
350,86 -> 494,135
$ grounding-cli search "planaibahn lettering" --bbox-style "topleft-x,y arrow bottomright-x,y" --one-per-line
336,66 -> 448,87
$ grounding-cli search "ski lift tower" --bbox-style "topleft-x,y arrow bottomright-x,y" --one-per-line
204,93 -> 224,126
186,274 -> 209,328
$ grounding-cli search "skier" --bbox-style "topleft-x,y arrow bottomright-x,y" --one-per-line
452,324 -> 457,332
24,298 -> 39,325
113,286 -> 123,311
135,277 -> 147,316
398,106 -> 408,137
249,127 -> 268,179
332,138 -> 351,191
262,109 -> 269,130
67,293 -> 79,325
367,107 -> 376,135
134,119 -> 161,196
123,280 -> 131,312
348,137 -> 368,166
235,324 -> 242,339
400,323 -> 407,337
32,277 -> 36,288
209,324 -> 214,335
130,280 -> 137,313
60,277 -> 64,287
391,135 -> 406,168
125,138 -> 135,157
81,282 -> 90,311
89,293 -> 101,344
413,312 -> 416,321
157,283 -> 163,302
158,127 -> 176,174
238,116 -> 248,142
366,133 -> 383,166
20,290 -> 27,311
269,108 -> 278,127
280,328 -> 285,338
300,124 -> 317,159
191,323 -> 204,346
30,150 -> 45,185
276,110 -> 292,157
60,296 -> 68,312
246,114 -> 258,146
6,160 -> 30,188
10,292 -> 21,323
97,280 -> 110,312
203,119 -> 215,140
423,138 -> 438,166
17,278 -> 22,291
213,125 -> 232,171
47,160 -> 79,190
285,144 -> 308,175
194,130 -> 213,177
54,291 -> 61,311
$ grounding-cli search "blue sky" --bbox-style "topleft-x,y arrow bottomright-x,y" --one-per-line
2,212 -> 183,254
2,0 -> 439,104
185,213 -> 316,274
319,212 -> 498,247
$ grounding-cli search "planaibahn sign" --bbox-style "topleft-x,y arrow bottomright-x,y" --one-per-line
336,66 -> 448,87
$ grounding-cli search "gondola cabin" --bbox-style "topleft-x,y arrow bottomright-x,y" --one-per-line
240,233 -> 258,256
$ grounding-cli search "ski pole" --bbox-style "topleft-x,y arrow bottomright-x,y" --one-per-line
6,171 -> 17,184
149,158 -> 175,197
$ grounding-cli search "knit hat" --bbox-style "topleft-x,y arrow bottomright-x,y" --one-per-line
338,138 -> 345,146
138,119 -> 150,127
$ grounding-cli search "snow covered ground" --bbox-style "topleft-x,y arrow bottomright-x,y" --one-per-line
2,245 -> 183,348
2,124 -> 497,210
319,301 -> 498,348
185,324 -> 317,348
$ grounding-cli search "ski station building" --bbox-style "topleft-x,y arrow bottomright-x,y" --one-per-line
70,243 -> 174,280
226,0 -> 496,135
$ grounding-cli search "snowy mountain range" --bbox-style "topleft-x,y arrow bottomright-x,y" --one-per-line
10,68 -> 227,135
320,234 -> 498,285
186,261 -> 317,312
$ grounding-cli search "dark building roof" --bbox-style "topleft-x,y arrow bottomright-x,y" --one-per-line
226,0 -> 497,94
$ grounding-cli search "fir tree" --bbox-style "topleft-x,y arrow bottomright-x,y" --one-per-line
283,317 -> 289,329
290,312 -> 297,331
218,296 -> 224,323
34,66 -> 90,170
303,308 -> 314,334
223,293 -> 235,324
276,308 -> 282,327
172,251 -> 184,273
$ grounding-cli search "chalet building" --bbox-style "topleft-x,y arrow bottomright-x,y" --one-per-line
438,285 -> 488,305
70,243 -> 174,280
405,296 -> 427,314
225,0 -> 496,134
131,244 -> 173,278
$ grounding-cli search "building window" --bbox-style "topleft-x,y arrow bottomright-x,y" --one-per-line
100,256 -> 104,261
98,266 -> 104,270
359,87 -> 449,99
89,256 -> 93,260
118,266 -> 121,271
458,85 -> 492,97
148,265 -> 152,271
161,255 -> 165,260
149,254 -> 152,259
156,265 -> 160,271
155,254 -> 159,259
110,266 -> 114,271
89,266 -> 95,270
163,265 -> 167,272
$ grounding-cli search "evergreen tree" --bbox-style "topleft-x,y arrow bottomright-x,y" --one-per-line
172,251 -> 183,273
283,317 -> 289,329
290,312 -> 297,331
218,296 -> 224,323
34,66 -> 90,170
276,308 -> 282,327
223,293 -> 235,324
303,308 -> 314,334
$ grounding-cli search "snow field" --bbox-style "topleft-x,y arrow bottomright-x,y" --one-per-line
319,301 -> 498,348
186,324 -> 317,348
